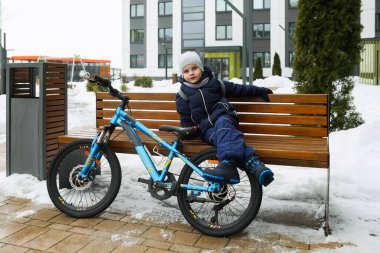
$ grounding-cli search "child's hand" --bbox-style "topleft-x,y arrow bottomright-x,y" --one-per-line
259,88 -> 273,102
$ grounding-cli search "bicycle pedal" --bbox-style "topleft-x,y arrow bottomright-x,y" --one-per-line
138,177 -> 150,184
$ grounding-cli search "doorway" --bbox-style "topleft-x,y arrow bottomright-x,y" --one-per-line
204,58 -> 229,80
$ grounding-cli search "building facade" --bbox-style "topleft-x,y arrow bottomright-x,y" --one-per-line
123,0 -> 378,81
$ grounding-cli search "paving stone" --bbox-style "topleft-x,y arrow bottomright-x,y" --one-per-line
48,233 -> 96,253
13,217 -> 32,224
93,230 -> 114,238
69,227 -> 94,236
112,244 -> 148,253
116,222 -> 150,236
5,198 -> 30,205
1,226 -> 49,246
25,250 -> 44,253
49,214 -> 77,225
22,229 -> 71,251
99,212 -> 126,221
47,223 -> 73,231
0,245 -> 28,253
255,243 -> 278,253
0,222 -> 28,240
310,241 -> 347,250
262,232 -> 281,243
194,235 -> 229,250
141,227 -> 176,242
278,235 -> 310,250
167,222 -> 193,233
170,244 -> 201,253
92,219 -> 126,232
77,237 -> 119,253
142,239 -> 173,250
0,204 -> 25,214
25,219 -> 51,228
110,233 -> 144,247
28,210 -> 60,221
145,248 -> 172,253
0,243 -> 4,248
69,218 -> 104,228
168,231 -> 201,246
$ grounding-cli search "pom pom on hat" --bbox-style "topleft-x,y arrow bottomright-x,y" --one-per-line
178,51 -> 204,74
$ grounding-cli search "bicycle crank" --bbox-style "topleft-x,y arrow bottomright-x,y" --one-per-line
139,171 -> 177,200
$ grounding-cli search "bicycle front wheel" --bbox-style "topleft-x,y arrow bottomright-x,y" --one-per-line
177,147 -> 262,237
47,139 -> 121,218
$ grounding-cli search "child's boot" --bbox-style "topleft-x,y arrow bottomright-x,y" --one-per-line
203,159 -> 240,184
245,154 -> 274,186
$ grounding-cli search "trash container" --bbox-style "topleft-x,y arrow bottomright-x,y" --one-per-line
6,63 -> 67,180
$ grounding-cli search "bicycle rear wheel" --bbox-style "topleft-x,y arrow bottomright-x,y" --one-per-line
177,147 -> 262,237
47,139 -> 121,218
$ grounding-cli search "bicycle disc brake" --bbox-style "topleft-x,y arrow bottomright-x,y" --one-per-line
148,172 -> 177,200
69,165 -> 94,191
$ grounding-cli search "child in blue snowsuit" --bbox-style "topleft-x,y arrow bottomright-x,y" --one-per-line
176,51 -> 274,186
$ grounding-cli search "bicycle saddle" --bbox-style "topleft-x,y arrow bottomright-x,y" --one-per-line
159,125 -> 200,140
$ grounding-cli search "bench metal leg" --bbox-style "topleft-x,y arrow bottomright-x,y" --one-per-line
324,165 -> 332,236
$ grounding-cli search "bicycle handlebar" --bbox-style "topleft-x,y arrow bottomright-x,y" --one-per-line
90,75 -> 130,107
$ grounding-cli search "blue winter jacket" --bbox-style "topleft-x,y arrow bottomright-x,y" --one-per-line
176,66 -> 270,134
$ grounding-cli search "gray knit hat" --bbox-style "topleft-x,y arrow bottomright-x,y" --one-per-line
178,51 -> 204,74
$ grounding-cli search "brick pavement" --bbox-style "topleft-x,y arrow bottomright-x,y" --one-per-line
0,195 -> 353,253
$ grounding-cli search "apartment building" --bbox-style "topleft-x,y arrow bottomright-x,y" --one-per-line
122,0 -> 377,80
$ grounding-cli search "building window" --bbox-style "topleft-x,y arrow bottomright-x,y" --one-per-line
289,0 -> 298,8
216,0 -> 232,12
158,54 -> 173,68
130,4 -> 144,18
216,25 -> 232,40
253,0 -> 270,10
159,1 -> 172,16
288,22 -> 296,38
289,51 -> 296,67
158,28 -> 173,42
130,29 -> 144,43
130,55 -> 144,68
182,0 -> 205,49
253,23 -> 270,39
254,52 -> 271,67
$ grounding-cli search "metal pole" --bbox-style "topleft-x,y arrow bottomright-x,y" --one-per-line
165,46 -> 168,80
224,0 -> 247,84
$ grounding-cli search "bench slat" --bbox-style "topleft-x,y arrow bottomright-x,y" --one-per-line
57,129 -> 328,168
97,92 -> 328,104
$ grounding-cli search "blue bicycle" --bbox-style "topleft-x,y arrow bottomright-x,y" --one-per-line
46,75 -> 262,236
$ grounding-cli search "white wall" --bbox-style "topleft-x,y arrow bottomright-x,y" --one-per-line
270,0 -> 286,76
172,0 -> 182,74
361,0 -> 376,39
122,0 -> 130,76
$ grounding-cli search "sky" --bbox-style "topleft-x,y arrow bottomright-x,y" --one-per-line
1,0 -> 123,67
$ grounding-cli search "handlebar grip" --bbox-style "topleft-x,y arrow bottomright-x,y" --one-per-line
94,76 -> 111,88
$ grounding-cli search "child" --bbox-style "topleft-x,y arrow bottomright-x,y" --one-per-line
176,51 -> 274,186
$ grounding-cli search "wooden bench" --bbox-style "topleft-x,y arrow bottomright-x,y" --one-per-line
58,92 -> 331,234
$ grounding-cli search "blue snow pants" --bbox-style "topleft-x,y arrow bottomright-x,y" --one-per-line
202,115 -> 256,168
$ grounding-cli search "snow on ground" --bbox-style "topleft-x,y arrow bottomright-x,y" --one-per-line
0,77 -> 380,252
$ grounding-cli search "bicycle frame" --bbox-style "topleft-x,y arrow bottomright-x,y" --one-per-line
80,106 -> 221,193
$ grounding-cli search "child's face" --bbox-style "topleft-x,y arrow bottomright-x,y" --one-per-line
182,64 -> 202,84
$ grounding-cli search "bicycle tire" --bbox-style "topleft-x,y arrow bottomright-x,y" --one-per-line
177,147 -> 262,237
47,139 -> 121,218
